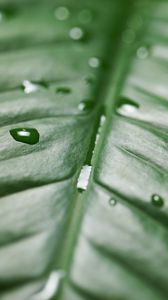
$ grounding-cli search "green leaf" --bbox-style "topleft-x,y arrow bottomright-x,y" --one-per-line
1,0 -> 168,300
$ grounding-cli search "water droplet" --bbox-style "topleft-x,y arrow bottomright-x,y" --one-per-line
117,99 -> 139,116
56,87 -> 71,94
109,198 -> 117,206
69,26 -> 86,41
10,128 -> 40,145
137,46 -> 149,59
22,80 -> 47,94
54,6 -> 70,21
77,165 -> 92,192
78,9 -> 93,24
88,57 -> 101,68
151,194 -> 164,208
122,29 -> 135,44
127,15 -> 143,29
32,270 -> 65,300
78,99 -> 95,113
85,76 -> 95,84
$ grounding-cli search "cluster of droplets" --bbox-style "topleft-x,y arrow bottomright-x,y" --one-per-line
54,6 -> 93,42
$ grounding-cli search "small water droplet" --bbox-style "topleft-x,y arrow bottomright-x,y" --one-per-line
78,99 -> 95,113
69,26 -> 86,41
88,57 -> 101,68
54,6 -> 70,21
151,194 -> 164,208
32,270 -> 65,300
10,128 -> 40,145
78,9 -> 93,24
122,29 -> 135,44
117,99 -> 139,116
85,76 -> 95,84
109,198 -> 117,206
137,46 -> 149,59
77,165 -> 92,192
56,87 -> 71,94
22,80 -> 47,94
127,15 -> 143,29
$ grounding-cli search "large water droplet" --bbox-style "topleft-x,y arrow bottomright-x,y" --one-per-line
78,99 -> 95,113
88,57 -> 101,68
151,194 -> 164,208
69,26 -> 85,41
54,6 -> 70,21
78,9 -> 93,24
10,128 -> 40,145
22,80 -> 47,94
109,198 -> 117,206
117,99 -> 139,116
137,46 -> 149,59
56,87 -> 71,94
32,270 -> 65,300
77,165 -> 92,192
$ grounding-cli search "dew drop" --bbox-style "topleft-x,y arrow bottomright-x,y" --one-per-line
78,99 -> 95,113
77,165 -> 92,192
151,194 -> 164,208
54,6 -> 70,21
137,46 -> 149,59
69,26 -> 86,41
22,80 -> 47,94
85,76 -> 95,84
122,29 -> 135,44
10,128 -> 40,145
78,9 -> 93,24
56,87 -> 71,94
88,57 -> 101,68
109,198 -> 117,206
127,15 -> 143,29
117,99 -> 139,116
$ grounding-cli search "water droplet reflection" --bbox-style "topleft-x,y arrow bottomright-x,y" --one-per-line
10,128 -> 40,145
